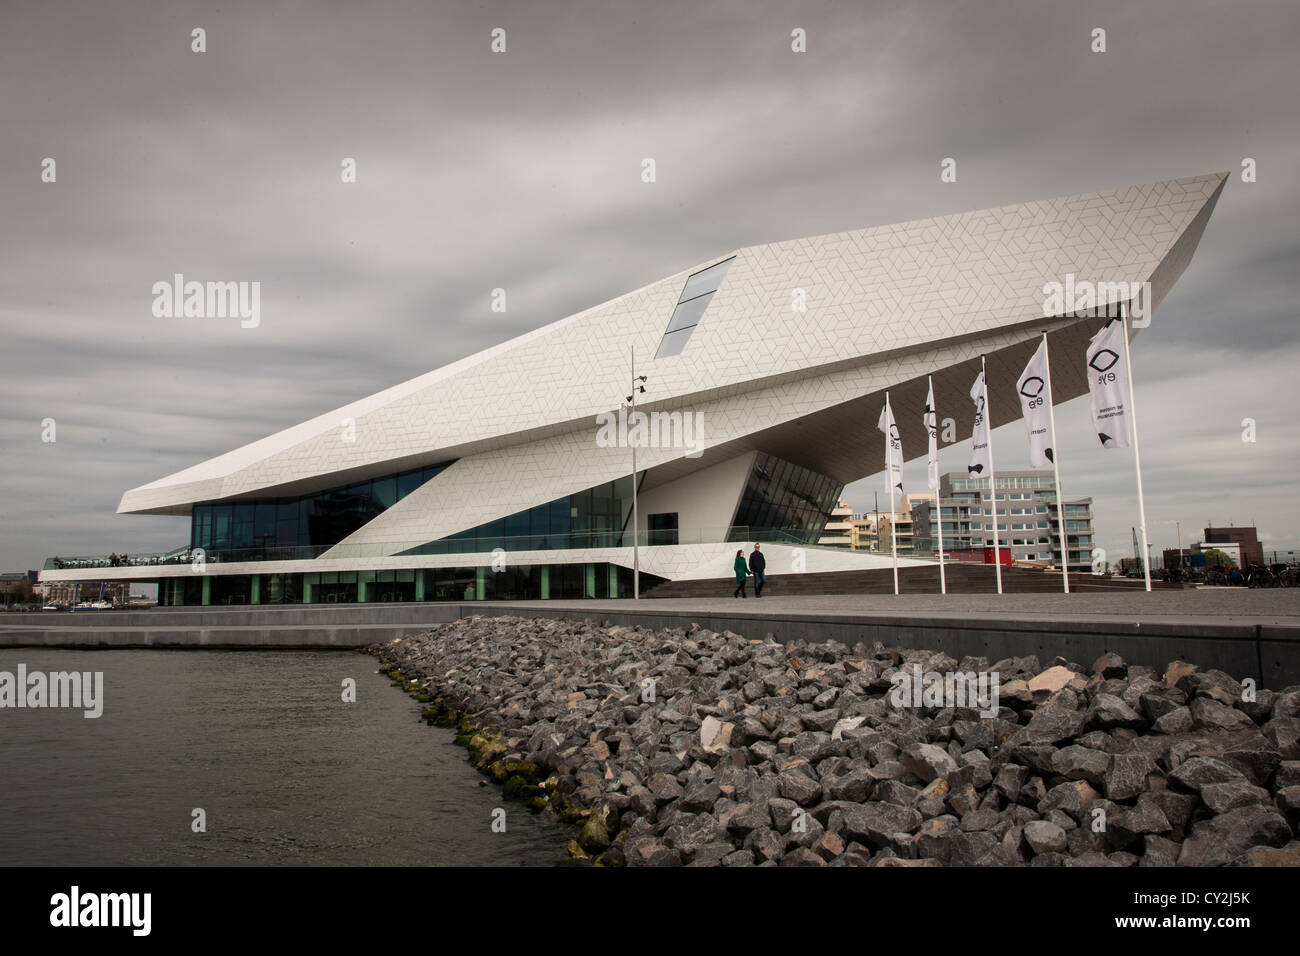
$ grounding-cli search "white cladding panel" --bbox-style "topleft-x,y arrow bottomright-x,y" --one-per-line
119,174 -> 1226,521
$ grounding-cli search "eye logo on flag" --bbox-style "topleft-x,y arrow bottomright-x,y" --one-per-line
924,381 -> 939,491
877,398 -> 903,495
1017,339 -> 1054,466
1086,319 -> 1131,449
969,371 -> 990,477
1089,349 -> 1120,373
1019,376 -> 1045,398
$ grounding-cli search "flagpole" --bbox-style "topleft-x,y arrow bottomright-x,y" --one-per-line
887,391 -> 899,596
1120,302 -> 1152,592
631,345 -> 640,600
1040,332 -> 1070,594
929,375 -> 946,595
935,489 -> 946,595
981,355 -> 1003,594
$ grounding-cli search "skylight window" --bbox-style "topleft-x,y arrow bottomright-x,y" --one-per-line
653,256 -> 734,359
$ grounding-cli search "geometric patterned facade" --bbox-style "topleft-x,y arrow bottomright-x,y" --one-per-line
44,173 -> 1227,596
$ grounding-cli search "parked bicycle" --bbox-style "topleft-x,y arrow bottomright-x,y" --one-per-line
1245,564 -> 1274,588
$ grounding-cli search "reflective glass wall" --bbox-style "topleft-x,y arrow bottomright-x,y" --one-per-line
400,474 -> 637,555
155,562 -> 655,605
731,452 -> 843,543
189,461 -> 454,560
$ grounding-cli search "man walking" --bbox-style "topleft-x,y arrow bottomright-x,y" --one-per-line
750,543 -> 766,598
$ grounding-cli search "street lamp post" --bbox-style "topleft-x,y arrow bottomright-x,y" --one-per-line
1164,518 -> 1183,568
625,346 -> 647,599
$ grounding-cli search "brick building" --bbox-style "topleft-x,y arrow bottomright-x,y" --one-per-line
1203,526 -> 1262,568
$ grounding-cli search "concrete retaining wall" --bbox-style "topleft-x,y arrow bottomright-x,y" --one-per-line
470,604 -> 1300,691
4,601 -> 1297,689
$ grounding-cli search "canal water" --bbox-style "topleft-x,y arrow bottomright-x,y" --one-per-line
0,649 -> 569,865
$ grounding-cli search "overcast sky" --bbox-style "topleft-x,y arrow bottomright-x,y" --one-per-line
2,0 -> 1298,574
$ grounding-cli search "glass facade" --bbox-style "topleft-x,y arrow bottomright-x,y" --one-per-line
399,474 -> 638,555
156,562 -> 656,606
647,512 -> 679,546
189,461 -> 454,561
731,452 -> 843,543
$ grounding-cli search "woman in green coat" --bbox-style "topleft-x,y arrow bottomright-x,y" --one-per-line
733,549 -> 749,598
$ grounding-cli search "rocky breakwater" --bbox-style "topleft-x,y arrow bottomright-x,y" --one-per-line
370,615 -> 1300,867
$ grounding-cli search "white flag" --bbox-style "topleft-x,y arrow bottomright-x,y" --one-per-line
968,371 -> 991,477
1086,318 -> 1131,449
877,398 -> 903,496
1017,338 -> 1054,466
923,381 -> 939,491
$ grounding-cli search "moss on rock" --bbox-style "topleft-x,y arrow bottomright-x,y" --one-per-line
466,733 -> 506,767
558,805 -> 591,825
577,815 -> 610,854
503,774 -> 538,799
501,759 -> 541,782
369,641 -> 589,864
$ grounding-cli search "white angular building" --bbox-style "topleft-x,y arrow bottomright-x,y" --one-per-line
41,173 -> 1227,604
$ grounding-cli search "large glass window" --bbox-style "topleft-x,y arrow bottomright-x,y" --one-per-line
259,573 -> 301,604
730,452 -> 844,544
648,512 -> 679,546
399,473 -> 642,556
396,470 -> 423,500
213,506 -> 232,549
372,477 -> 397,509
253,503 -> 276,544
654,327 -> 694,359
189,460 -> 454,560
211,575 -> 252,606
677,258 -> 733,301
233,504 -> 254,550
653,257 -> 735,360
664,294 -> 715,333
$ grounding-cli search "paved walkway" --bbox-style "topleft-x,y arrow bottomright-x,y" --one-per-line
485,589 -> 1300,629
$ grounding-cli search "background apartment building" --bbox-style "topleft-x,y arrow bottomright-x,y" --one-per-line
819,499 -> 854,548
840,493 -> 935,554
912,472 -> 1094,570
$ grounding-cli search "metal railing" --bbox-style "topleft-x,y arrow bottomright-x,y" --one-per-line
45,546 -> 193,571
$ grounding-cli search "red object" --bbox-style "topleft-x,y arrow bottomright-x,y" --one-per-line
947,547 -> 1013,565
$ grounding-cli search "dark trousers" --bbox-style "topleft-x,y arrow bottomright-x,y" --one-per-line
733,577 -> 747,597
753,570 -> 765,596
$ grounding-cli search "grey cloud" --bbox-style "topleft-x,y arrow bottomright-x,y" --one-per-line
2,0 -> 1297,571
